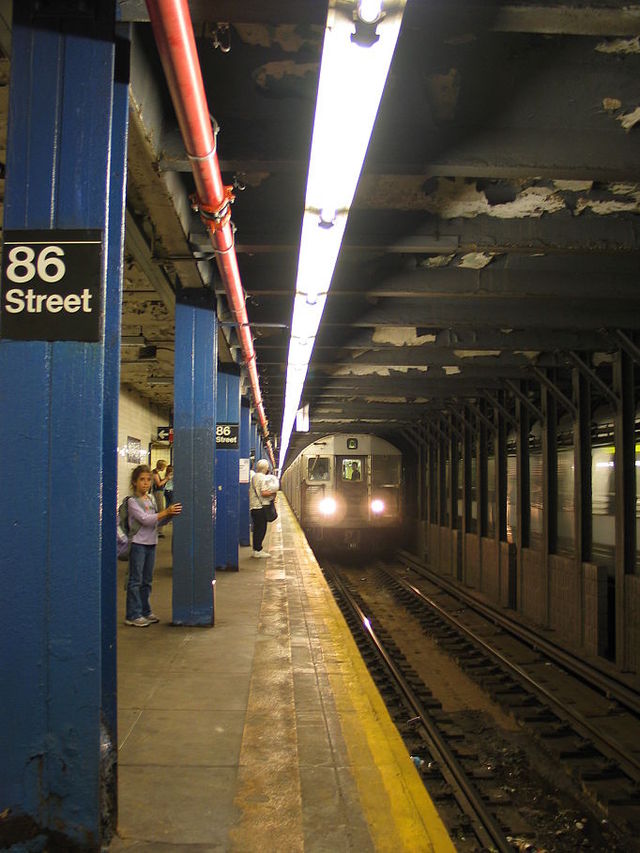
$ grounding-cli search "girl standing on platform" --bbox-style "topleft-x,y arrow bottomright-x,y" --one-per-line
125,464 -> 182,627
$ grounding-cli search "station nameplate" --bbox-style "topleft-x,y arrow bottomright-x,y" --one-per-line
1,229 -> 103,341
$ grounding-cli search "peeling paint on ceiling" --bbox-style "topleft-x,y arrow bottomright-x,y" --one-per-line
596,36 -> 640,55
331,365 -> 428,376
513,351 -> 540,361
424,178 -> 566,220
443,365 -> 461,375
421,253 -> 455,268
234,23 -> 321,52
457,252 -> 496,269
552,180 -> 593,192
602,97 -> 622,112
371,327 -> 437,346
575,185 -> 640,214
617,106 -> 640,131
252,61 -> 318,96
365,396 -> 430,403
453,350 -> 502,359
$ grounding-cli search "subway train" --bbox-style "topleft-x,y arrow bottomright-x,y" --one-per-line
281,434 -> 403,555
462,416 -> 640,573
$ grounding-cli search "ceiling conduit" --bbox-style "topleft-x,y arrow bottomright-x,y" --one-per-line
145,0 -> 275,467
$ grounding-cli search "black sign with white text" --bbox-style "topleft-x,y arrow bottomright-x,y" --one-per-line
1,229 -> 103,341
216,423 -> 239,449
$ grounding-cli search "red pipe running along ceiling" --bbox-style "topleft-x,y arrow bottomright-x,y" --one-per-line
145,0 -> 275,467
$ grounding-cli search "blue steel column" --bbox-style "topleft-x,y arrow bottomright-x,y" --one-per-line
239,399 -> 251,546
251,418 -> 258,469
172,295 -> 218,625
215,369 -> 241,571
0,3 -> 125,848
101,26 -> 130,822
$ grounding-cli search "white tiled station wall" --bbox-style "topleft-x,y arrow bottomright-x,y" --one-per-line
117,387 -> 171,505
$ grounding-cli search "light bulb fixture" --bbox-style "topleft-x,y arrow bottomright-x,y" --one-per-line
278,0 -> 407,470
357,0 -> 383,24
352,0 -> 384,47
318,207 -> 337,228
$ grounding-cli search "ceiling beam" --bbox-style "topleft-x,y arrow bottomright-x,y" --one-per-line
119,1 -> 640,36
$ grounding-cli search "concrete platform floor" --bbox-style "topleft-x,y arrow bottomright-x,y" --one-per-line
108,500 -> 453,852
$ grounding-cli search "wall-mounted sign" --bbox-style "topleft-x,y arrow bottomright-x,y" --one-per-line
239,458 -> 250,483
1,230 -> 103,341
347,438 -> 359,450
126,436 -> 141,464
157,426 -> 171,441
216,423 -> 239,449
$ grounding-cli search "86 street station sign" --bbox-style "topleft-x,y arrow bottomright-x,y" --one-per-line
1,229 -> 103,341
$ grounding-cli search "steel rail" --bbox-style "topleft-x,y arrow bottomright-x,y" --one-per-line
398,549 -> 640,718
323,563 -> 514,853
388,557 -> 640,782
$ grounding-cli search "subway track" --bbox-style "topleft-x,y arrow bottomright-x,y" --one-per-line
321,556 -> 640,852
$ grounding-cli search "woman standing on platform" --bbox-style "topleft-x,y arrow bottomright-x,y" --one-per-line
152,459 -> 169,512
250,459 -> 278,558
126,464 -> 182,627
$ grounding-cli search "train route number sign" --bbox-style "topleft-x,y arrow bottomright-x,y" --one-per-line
1,229 -> 103,341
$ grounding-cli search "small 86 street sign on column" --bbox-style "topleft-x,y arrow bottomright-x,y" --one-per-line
0,229 -> 103,341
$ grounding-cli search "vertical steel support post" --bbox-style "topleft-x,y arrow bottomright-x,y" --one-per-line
613,348 -> 635,669
478,405 -> 488,538
215,369 -> 241,571
462,415 -> 472,582
573,368 -> 592,566
172,296 -> 218,625
250,418 -> 258,469
516,394 -> 530,611
449,416 -> 458,531
437,431 -> 446,526
0,2 -> 125,846
495,394 -> 508,542
239,400 -> 251,546
542,382 -> 557,627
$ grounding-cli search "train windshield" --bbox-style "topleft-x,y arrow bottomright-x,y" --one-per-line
341,459 -> 363,481
372,455 -> 401,486
307,456 -> 330,481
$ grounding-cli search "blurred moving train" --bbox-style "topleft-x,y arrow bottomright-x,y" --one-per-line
281,434 -> 403,554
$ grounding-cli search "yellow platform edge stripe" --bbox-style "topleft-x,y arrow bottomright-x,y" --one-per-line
286,502 -> 455,853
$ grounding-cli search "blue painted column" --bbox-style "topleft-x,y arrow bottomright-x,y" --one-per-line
251,418 -> 258,470
239,399 -> 251,546
215,368 -> 241,571
172,294 -> 217,625
0,2 -> 126,848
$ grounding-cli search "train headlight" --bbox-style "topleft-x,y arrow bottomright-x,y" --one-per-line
319,497 -> 337,516
370,499 -> 385,514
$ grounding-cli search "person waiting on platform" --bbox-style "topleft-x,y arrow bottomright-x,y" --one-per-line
250,459 -> 278,558
152,459 -> 169,512
164,465 -> 174,506
125,464 -> 182,627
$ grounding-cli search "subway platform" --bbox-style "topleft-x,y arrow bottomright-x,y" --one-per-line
109,497 -> 454,852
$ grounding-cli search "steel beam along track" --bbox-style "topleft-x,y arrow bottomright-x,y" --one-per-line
322,562 -> 515,853
391,552 -> 640,787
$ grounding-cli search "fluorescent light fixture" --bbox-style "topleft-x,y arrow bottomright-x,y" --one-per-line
278,0 -> 406,470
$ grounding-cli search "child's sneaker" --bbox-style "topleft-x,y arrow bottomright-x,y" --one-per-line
125,616 -> 151,627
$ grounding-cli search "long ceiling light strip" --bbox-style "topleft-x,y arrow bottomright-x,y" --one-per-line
278,0 -> 407,470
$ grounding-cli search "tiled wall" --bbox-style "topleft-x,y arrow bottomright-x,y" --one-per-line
116,387 -> 171,506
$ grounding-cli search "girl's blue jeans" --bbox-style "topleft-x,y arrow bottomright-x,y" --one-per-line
126,543 -> 156,620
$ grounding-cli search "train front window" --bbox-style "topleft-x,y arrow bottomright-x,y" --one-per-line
372,455 -> 400,486
308,456 -> 330,481
342,459 -> 362,481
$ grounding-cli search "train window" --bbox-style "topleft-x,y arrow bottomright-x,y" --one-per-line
342,459 -> 362,481
307,456 -> 330,481
372,455 -> 400,486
